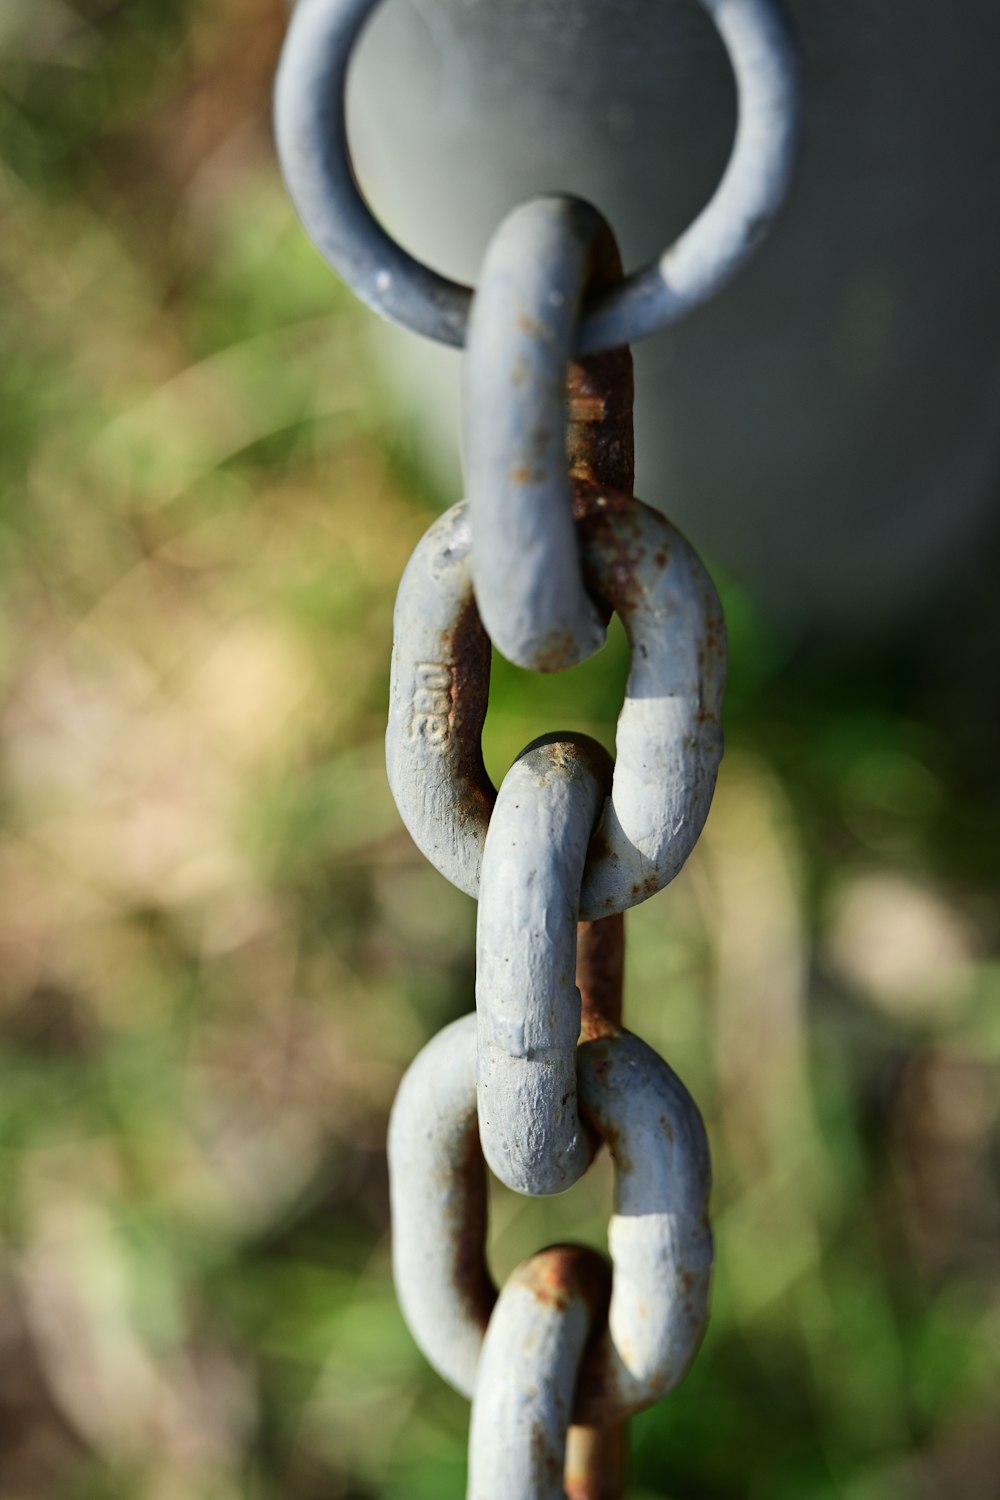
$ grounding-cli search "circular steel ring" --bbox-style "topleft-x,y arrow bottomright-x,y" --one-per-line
273,0 -> 801,351
385,492 -> 726,919
388,1013 -> 713,1423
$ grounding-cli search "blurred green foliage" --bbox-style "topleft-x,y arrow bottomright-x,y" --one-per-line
0,3 -> 997,1498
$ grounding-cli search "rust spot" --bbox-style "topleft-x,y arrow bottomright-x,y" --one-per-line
567,346 -> 634,496
530,1421 -> 563,1485
520,1246 -> 609,1329
658,1113 -> 675,1142
440,590 -> 495,836
448,1118 -> 496,1332
564,219 -> 634,503
587,825 -> 613,864
568,391 -> 608,425
679,1269 -> 698,1295
600,1121 -> 631,1175
577,913 -> 623,1039
565,1417 -> 627,1498
511,464 -> 547,486
528,627 -> 580,673
533,1283 -> 570,1312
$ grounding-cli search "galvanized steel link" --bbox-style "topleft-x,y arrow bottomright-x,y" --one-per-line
273,0 -> 801,352
464,195 -> 621,672
388,1012 -> 713,1426
386,495 -> 727,919
476,736 -> 610,1196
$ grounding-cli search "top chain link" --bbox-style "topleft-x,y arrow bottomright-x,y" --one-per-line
274,0 -> 801,352
464,196 -> 630,672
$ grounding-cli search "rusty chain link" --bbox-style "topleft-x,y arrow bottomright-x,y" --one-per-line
385,491 -> 726,918
275,5 -> 800,1492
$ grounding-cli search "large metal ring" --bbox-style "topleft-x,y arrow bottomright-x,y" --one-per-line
274,0 -> 801,351
388,1013 -> 713,1424
385,494 -> 726,919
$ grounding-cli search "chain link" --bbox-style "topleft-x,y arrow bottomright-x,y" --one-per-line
389,1014 -> 712,1422
386,487 -> 727,918
464,197 -> 625,671
275,6 -> 801,1491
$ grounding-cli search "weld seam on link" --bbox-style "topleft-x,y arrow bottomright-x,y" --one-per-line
386,497 -> 726,918
387,1013 -> 713,1425
274,0 -> 801,351
464,197 -> 613,670
476,737 -> 608,1196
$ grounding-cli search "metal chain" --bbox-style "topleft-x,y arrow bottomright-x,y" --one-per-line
388,200 -> 719,1495
274,6 -> 801,1493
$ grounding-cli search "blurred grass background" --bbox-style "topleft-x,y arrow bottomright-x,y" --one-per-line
1,2 -> 998,1497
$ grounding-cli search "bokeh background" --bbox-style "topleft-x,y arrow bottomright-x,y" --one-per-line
1,3 -> 998,1497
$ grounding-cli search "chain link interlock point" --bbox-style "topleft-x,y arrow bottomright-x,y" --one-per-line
388,1012 -> 712,1423
274,0 -> 801,352
476,737 -> 610,1197
386,494 -> 727,919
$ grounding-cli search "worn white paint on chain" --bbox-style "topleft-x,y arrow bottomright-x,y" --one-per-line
477,738 -> 606,1196
387,1015 -> 489,1401
464,196 -> 610,670
386,498 -> 727,919
387,1014 -> 713,1426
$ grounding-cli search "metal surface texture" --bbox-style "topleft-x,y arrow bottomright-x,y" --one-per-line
386,494 -> 727,918
388,1014 -> 713,1422
476,736 -> 610,1196
274,0 -> 801,351
466,1247 -> 609,1500
465,196 -> 627,672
